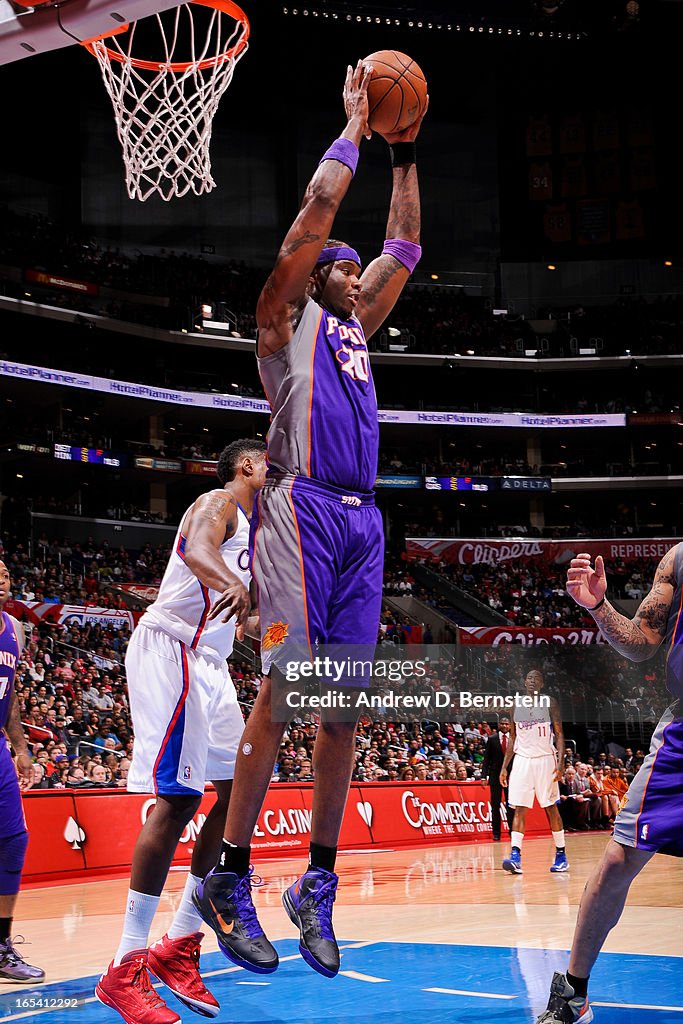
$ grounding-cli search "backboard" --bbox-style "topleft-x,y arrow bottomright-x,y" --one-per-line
0,0 -> 191,64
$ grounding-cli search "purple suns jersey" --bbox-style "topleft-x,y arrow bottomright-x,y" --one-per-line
0,612 -> 26,839
664,542 -> 683,703
258,298 -> 379,493
0,612 -> 19,733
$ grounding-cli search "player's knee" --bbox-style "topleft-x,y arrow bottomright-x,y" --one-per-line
210,784 -> 231,815
599,840 -> 646,883
154,793 -> 202,825
0,831 -> 28,895
317,717 -> 358,741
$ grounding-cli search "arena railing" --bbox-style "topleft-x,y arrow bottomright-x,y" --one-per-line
76,739 -> 126,760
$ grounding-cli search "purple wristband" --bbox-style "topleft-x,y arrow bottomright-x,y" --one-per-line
319,137 -> 359,176
382,238 -> 422,274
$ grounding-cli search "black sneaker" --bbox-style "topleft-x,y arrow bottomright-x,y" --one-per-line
536,972 -> 593,1024
192,867 -> 278,974
282,866 -> 340,978
0,937 -> 46,984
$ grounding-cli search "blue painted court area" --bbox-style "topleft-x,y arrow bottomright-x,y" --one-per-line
0,939 -> 681,1024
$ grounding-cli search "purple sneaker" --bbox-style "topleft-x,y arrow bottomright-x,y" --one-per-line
192,867 -> 279,974
0,937 -> 45,983
282,867 -> 340,978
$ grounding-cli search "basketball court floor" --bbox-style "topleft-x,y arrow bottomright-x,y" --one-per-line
1,834 -> 681,1023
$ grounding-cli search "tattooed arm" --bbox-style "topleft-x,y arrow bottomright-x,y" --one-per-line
183,490 -> 250,628
566,547 -> 677,661
356,102 -> 428,341
256,61 -> 372,358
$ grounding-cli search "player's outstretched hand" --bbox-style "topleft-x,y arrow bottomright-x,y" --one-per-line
379,94 -> 429,145
209,579 -> 251,626
344,59 -> 373,139
566,552 -> 607,610
16,751 -> 34,791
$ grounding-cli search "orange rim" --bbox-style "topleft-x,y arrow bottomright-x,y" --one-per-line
81,0 -> 250,72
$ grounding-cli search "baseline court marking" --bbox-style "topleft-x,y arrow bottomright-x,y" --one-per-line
425,987 -> 517,999
1,941 -> 682,1023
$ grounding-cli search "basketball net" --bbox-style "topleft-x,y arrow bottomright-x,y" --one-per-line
83,0 -> 249,202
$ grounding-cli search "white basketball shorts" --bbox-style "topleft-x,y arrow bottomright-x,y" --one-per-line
507,753 -> 559,809
125,624 -> 244,796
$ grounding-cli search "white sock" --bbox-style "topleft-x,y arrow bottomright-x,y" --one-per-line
552,830 -> 566,850
114,890 -> 160,966
511,831 -> 524,850
166,873 -> 204,940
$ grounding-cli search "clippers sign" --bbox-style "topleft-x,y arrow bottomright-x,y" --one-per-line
406,536 -> 679,567
459,626 -> 607,646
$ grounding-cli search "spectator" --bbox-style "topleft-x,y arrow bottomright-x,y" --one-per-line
603,764 -> 628,817
85,763 -> 113,788
93,684 -> 115,713
30,762 -> 49,790
589,767 -> 612,828
66,766 -> 87,787
559,766 -> 590,831
274,755 -> 296,782
575,763 -> 601,827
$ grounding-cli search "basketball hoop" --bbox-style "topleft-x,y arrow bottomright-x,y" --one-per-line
82,0 -> 249,202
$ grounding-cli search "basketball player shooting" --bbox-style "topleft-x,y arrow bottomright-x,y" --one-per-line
500,668 -> 569,875
537,546 -> 683,1024
96,440 -> 267,1024
194,59 -> 428,979
0,561 -> 45,985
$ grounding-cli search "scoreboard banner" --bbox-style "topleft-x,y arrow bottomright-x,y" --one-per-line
424,476 -> 552,492
54,444 -> 127,467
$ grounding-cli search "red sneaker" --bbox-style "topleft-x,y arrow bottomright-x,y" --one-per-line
148,932 -> 219,1018
95,950 -> 180,1024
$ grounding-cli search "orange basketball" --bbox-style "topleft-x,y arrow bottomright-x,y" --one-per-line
363,50 -> 427,135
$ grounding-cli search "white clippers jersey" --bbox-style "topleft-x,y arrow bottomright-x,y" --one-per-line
140,500 -> 251,663
513,699 -> 556,759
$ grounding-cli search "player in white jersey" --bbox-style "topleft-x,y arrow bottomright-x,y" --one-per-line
96,438 -> 267,1024
500,669 -> 569,875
